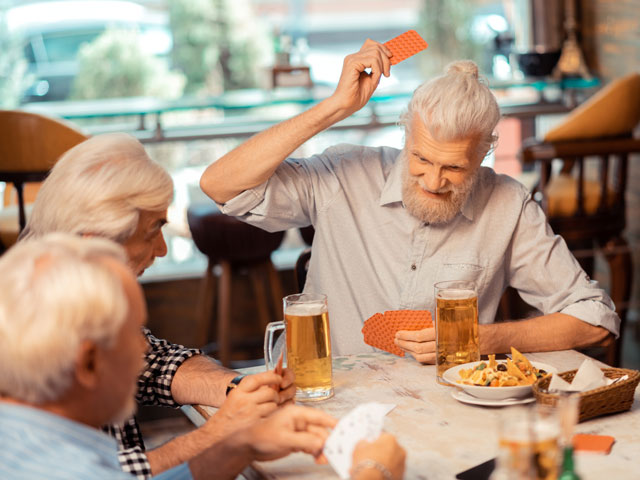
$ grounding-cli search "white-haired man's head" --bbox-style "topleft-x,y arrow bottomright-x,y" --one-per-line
399,60 -> 501,225
20,133 -> 173,276
0,233 -> 147,426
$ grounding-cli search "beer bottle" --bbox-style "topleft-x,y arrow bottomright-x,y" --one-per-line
558,446 -> 581,480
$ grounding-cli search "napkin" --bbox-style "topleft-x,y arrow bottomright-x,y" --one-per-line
548,359 -> 624,392
323,402 -> 396,479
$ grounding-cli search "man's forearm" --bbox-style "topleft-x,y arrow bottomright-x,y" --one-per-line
479,313 -> 613,354
146,414 -> 246,476
200,96 -> 348,204
171,355 -> 237,407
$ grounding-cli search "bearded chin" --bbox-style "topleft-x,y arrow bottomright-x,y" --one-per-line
108,394 -> 138,426
401,162 -> 477,225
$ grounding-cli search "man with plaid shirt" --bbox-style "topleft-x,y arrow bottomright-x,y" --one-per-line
20,133 -> 296,479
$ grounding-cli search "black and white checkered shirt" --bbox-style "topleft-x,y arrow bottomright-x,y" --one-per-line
102,327 -> 202,479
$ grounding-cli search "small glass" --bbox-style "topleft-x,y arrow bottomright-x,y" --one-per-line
496,405 -> 561,480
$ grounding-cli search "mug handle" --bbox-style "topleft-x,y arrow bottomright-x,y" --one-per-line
264,321 -> 285,370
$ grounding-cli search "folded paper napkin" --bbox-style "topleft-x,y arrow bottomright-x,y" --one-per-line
548,358 -> 628,392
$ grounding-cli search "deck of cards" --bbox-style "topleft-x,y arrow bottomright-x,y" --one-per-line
362,310 -> 433,356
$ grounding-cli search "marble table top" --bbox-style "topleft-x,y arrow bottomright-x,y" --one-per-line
182,350 -> 639,479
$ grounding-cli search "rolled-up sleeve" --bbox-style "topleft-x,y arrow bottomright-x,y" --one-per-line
508,197 -> 620,337
137,328 -> 203,407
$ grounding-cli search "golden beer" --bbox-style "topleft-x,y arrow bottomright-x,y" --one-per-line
283,296 -> 333,401
435,281 -> 479,383
498,407 -> 560,480
499,435 -> 559,480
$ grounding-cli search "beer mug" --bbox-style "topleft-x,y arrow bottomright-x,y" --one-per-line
434,280 -> 479,384
264,293 -> 334,401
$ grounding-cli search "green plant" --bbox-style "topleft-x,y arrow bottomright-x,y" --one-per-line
71,28 -> 185,100
167,0 -> 270,94
417,0 -> 484,77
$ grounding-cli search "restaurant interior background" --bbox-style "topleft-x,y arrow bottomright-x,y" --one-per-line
1,0 -> 639,443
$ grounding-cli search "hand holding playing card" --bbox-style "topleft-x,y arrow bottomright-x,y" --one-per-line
323,402 -> 396,479
362,310 -> 433,356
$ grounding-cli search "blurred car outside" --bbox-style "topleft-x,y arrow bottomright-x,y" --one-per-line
6,0 -> 172,103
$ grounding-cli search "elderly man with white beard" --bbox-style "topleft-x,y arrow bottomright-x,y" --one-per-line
200,40 -> 619,363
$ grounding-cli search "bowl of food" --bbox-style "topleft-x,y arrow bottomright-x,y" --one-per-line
442,349 -> 557,401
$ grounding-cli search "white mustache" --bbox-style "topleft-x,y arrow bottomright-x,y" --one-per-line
416,177 -> 453,195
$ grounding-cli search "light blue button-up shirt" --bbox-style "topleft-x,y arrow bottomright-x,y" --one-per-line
219,144 -> 620,356
0,403 -> 192,479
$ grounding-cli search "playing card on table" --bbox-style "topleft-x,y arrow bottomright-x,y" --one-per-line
323,402 -> 396,479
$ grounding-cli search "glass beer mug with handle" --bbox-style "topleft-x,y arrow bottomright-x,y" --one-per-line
434,280 -> 479,384
264,293 -> 334,401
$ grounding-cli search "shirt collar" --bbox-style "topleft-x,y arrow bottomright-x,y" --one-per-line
378,154 -> 476,222
379,152 -> 405,206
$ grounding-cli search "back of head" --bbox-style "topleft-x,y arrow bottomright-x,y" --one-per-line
400,60 -> 501,157
0,233 -> 128,404
20,133 -> 173,243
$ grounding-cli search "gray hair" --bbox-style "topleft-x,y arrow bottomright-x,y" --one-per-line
399,60 -> 500,158
20,133 -> 173,243
0,233 -> 129,404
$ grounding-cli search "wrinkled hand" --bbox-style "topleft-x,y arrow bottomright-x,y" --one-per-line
241,405 -> 337,461
351,433 -> 406,480
395,327 -> 436,364
331,39 -> 392,117
206,371 -> 285,436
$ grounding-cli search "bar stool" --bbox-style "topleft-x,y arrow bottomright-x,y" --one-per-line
187,203 -> 285,366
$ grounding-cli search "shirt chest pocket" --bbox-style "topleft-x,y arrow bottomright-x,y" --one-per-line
436,256 -> 487,290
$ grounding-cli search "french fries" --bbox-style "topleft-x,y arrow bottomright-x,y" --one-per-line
456,348 -> 550,387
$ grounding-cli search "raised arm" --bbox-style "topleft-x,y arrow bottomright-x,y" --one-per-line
200,40 -> 392,204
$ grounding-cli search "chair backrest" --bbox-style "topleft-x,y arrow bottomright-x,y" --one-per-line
0,110 -> 88,234
521,136 -> 640,244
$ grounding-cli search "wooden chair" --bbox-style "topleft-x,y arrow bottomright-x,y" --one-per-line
187,203 -> 285,366
0,110 -> 88,251
519,135 -> 640,366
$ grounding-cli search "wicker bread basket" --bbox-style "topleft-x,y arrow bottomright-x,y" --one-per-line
532,368 -> 640,422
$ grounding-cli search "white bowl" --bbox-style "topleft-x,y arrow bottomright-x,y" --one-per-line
441,360 -> 557,400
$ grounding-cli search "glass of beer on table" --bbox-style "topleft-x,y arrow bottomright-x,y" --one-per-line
434,280 -> 479,384
496,405 -> 560,480
264,293 -> 333,401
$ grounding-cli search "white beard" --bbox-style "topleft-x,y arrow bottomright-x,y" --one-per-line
401,152 -> 477,225
107,388 -> 138,425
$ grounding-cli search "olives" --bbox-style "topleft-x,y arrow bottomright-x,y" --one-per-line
496,363 -> 507,372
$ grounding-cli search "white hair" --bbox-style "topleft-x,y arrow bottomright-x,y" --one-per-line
0,233 -> 129,404
399,60 -> 501,158
20,133 -> 173,243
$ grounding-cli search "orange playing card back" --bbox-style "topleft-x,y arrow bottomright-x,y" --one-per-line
384,30 -> 428,65
362,310 -> 433,356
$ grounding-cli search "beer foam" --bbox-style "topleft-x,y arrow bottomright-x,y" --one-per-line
437,289 -> 476,300
286,302 -> 327,316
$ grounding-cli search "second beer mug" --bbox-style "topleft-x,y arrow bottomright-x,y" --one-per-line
435,280 -> 479,385
264,293 -> 334,401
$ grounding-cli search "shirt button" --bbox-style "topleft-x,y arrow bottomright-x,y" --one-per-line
411,264 -> 417,271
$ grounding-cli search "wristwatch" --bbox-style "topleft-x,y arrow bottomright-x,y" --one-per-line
225,374 -> 246,396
